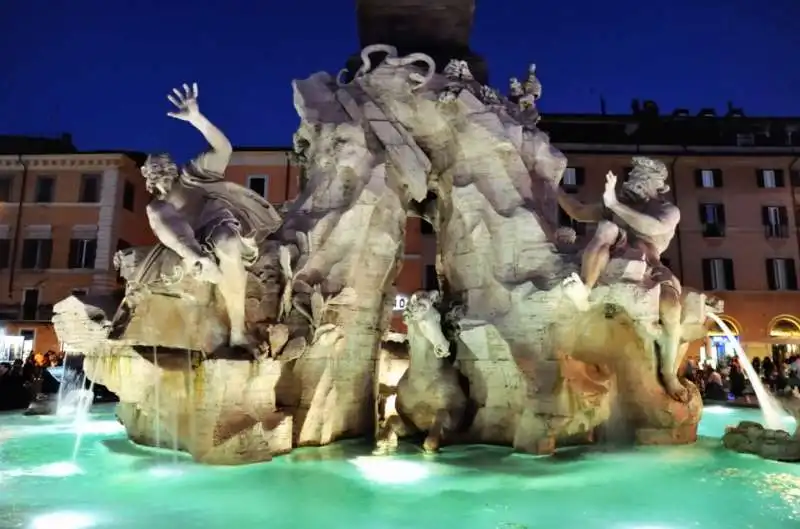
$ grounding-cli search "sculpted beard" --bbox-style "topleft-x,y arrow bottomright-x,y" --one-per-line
143,166 -> 179,199
621,178 -> 653,202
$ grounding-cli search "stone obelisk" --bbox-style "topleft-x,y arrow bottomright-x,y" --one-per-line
346,0 -> 488,84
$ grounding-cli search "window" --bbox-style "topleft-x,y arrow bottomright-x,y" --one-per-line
557,206 -> 587,235
247,175 -> 269,198
68,239 -> 97,269
123,181 -> 136,211
34,176 -> 54,203
420,220 -> 434,235
698,203 -> 726,237
0,177 -> 12,201
561,167 -> 585,188
702,258 -> 735,291
21,289 -> 39,321
19,329 -> 35,342
423,264 -> 439,290
792,170 -> 800,187
695,169 -> 723,188
71,289 -> 88,299
762,205 -> 789,238
766,258 -> 798,291
757,169 -> 785,189
0,239 -> 9,269
79,174 -> 100,203
20,239 -> 52,269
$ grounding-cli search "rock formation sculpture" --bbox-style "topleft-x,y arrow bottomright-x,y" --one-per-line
53,4 -> 723,465
722,389 -> 800,462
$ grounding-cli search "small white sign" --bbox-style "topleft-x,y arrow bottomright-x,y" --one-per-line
393,294 -> 409,312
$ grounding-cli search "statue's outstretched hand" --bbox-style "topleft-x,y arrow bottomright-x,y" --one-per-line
603,171 -> 618,207
167,83 -> 200,121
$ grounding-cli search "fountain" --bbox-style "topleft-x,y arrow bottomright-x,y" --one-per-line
54,368 -> 94,420
707,312 -> 787,429
707,312 -> 800,461
50,0 -> 725,465
0,3 -> 791,526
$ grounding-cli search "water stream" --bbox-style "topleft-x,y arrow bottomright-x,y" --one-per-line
186,349 -> 196,457
707,312 -> 788,430
153,346 -> 161,453
70,375 -> 95,462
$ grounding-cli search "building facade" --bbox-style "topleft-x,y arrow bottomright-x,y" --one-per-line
0,136 -> 152,356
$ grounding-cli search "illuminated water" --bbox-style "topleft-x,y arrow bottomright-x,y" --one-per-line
1,404 -> 798,529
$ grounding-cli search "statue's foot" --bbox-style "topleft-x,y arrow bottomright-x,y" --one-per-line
562,272 -> 590,312
663,375 -> 690,403
423,434 -> 441,454
373,431 -> 398,455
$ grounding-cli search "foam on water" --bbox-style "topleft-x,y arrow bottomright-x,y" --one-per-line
1,403 -> 798,529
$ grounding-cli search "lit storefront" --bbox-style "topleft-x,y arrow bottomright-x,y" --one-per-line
766,315 -> 800,365
700,316 -> 741,368
0,333 -> 33,363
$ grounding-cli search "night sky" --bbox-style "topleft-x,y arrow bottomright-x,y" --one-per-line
3,0 -> 799,162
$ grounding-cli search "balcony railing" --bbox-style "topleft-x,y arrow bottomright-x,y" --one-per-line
765,223 -> 791,239
0,304 -> 54,322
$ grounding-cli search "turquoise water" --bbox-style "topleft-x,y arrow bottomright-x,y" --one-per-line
0,404 -> 798,529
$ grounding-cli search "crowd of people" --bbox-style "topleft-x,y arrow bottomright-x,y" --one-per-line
687,354 -> 800,402
0,351 -> 68,411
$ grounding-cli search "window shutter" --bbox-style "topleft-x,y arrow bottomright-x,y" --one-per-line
557,207 -> 571,227
21,240 -> 36,268
701,259 -> 712,290
713,169 -> 724,187
779,206 -> 789,225
86,240 -> 97,269
40,240 -> 52,269
723,259 -> 736,290
68,240 -> 80,269
775,169 -> 786,187
694,169 -> 703,188
0,240 -> 8,268
574,167 -> 586,186
766,259 -> 777,290
717,204 -> 726,225
697,204 -> 706,224
761,206 -> 770,225
788,259 -> 798,290
756,169 -> 765,188
791,170 -> 800,187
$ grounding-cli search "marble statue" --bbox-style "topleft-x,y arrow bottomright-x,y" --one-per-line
376,291 -> 467,454
139,83 -> 282,353
52,1 -> 722,465
558,156 -> 687,401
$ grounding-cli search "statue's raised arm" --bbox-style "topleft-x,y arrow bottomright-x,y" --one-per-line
167,83 -> 232,177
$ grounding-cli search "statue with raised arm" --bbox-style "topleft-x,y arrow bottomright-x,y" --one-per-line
141,83 -> 282,352
557,156 -> 687,401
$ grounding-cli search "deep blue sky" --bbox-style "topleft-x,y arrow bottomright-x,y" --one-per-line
3,0 -> 799,162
